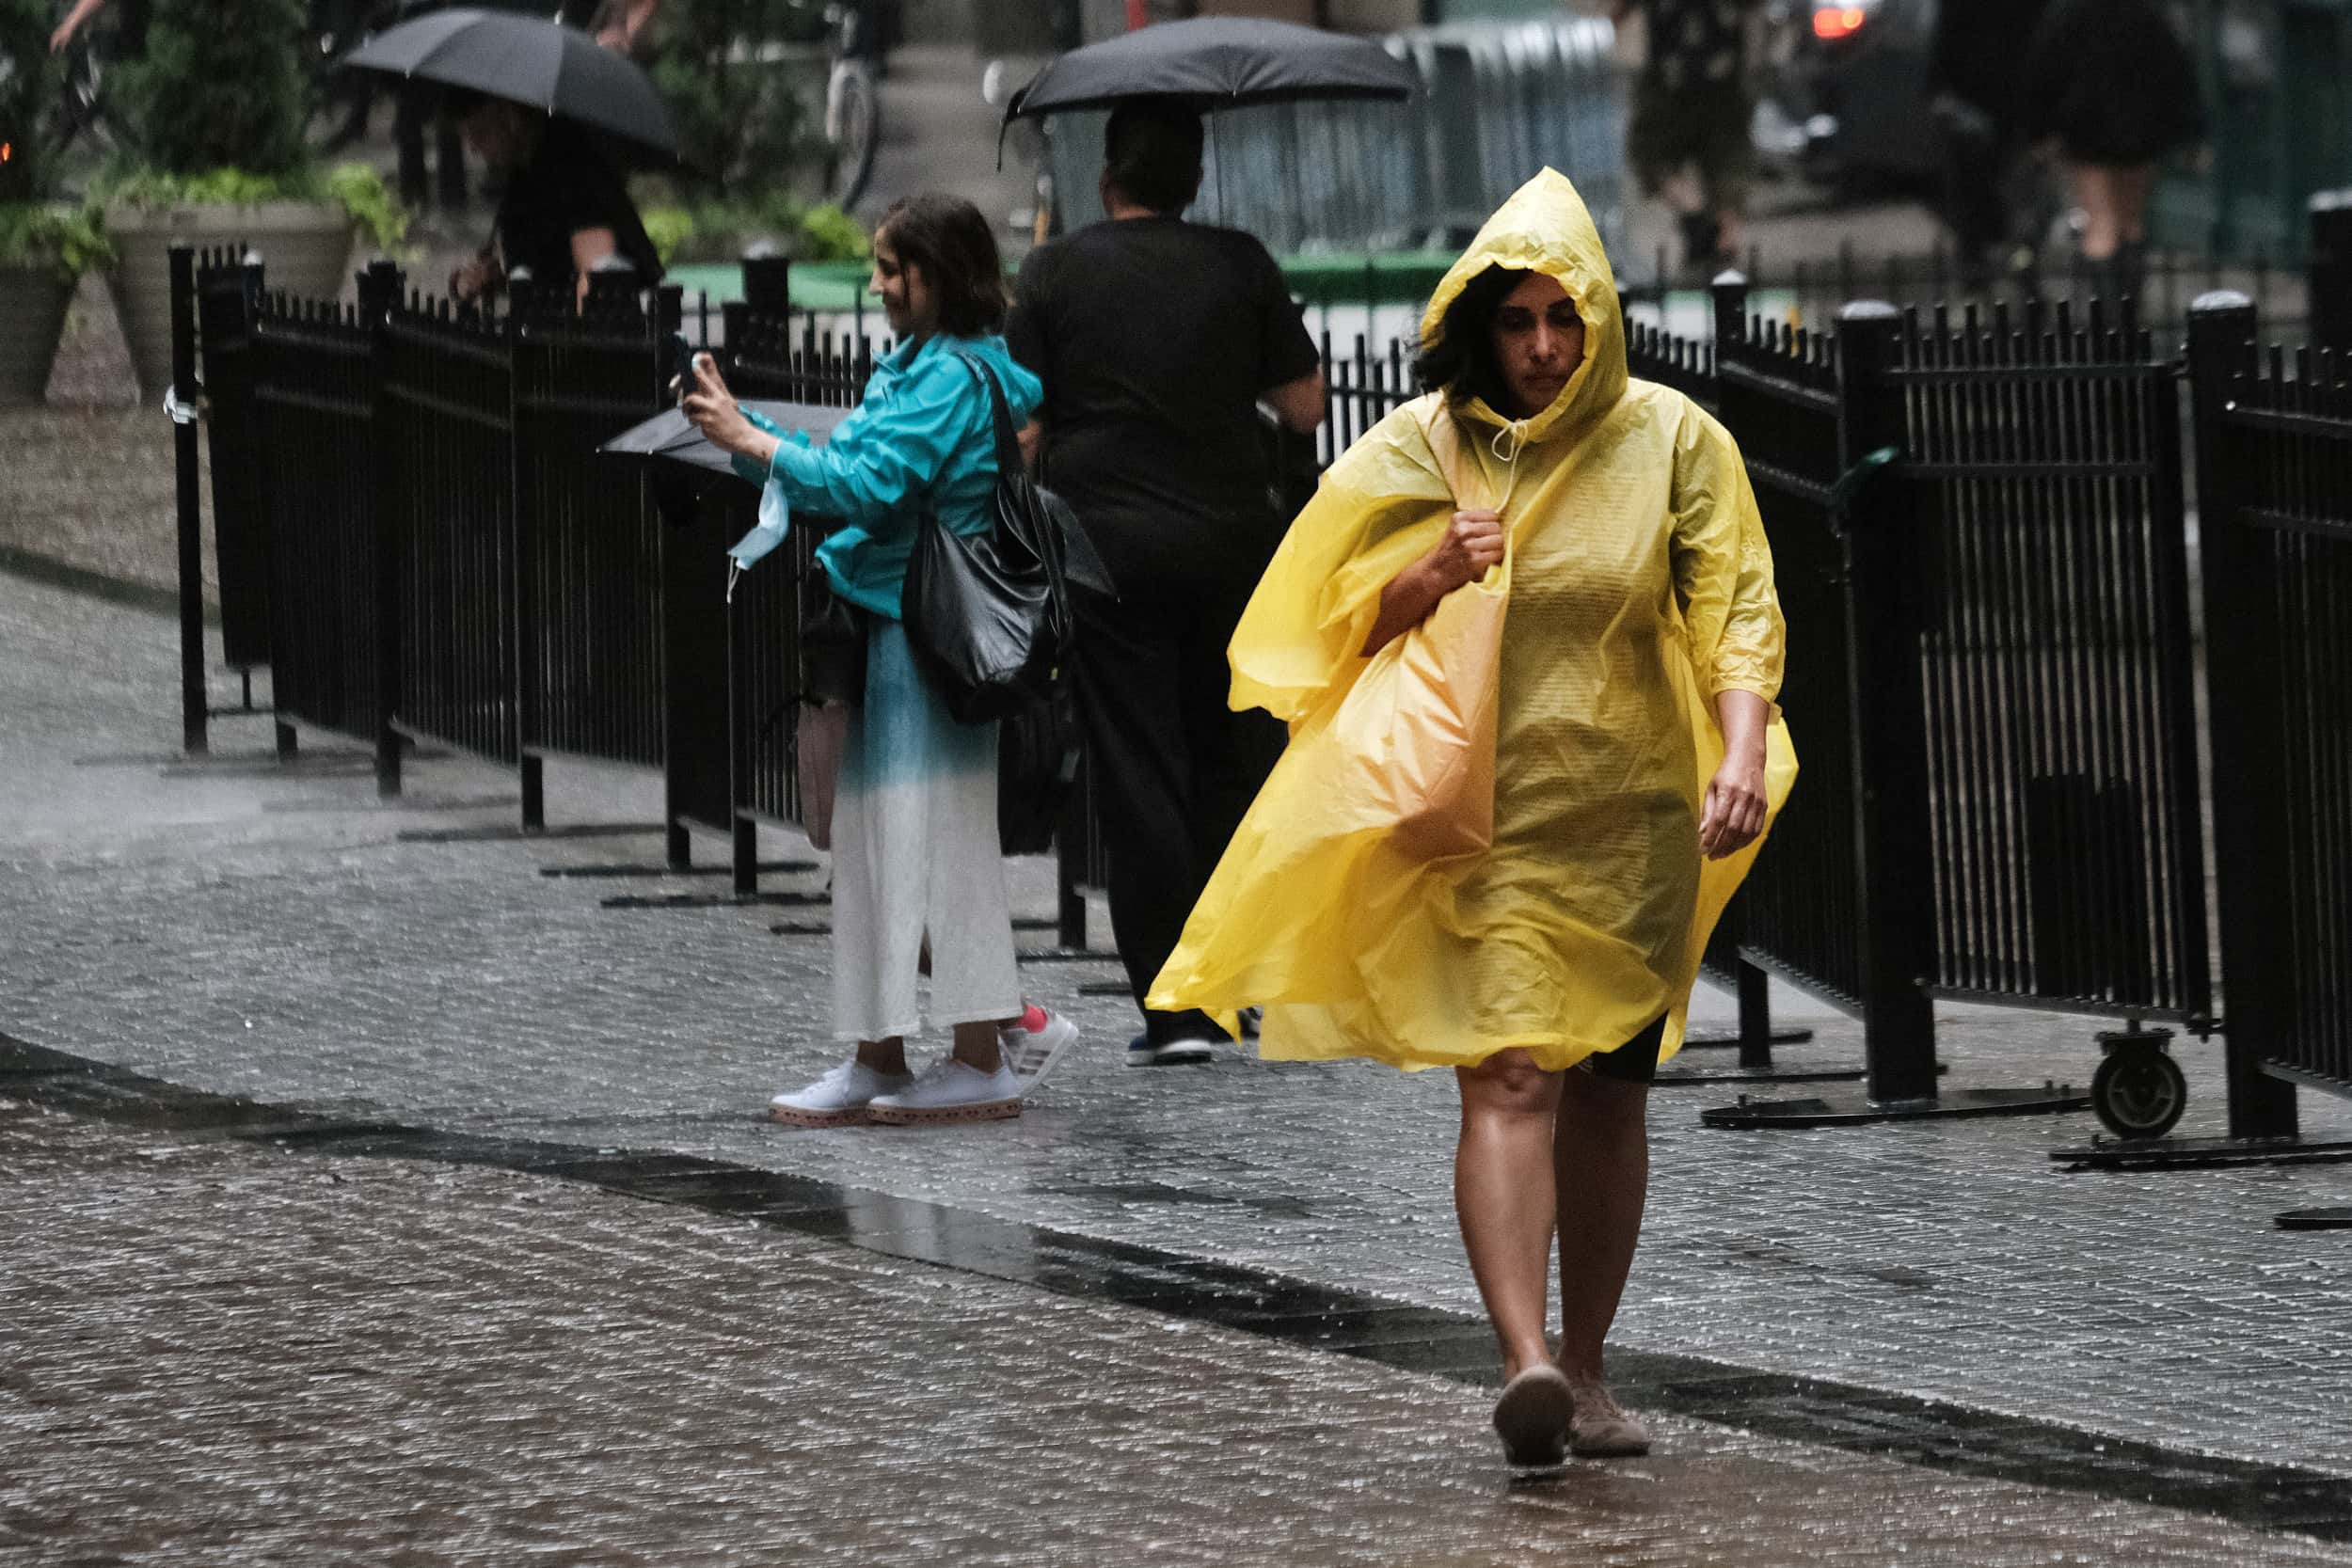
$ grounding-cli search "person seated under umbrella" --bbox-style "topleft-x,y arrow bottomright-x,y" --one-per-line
447,88 -> 664,306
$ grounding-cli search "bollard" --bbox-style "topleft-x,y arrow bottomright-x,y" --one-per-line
167,244 -> 208,755
2309,190 -> 2352,355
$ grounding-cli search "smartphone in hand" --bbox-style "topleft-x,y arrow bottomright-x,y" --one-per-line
668,333 -> 695,402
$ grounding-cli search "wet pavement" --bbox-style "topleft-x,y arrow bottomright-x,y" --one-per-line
6,567 -> 2352,1560
8,1092 -> 2351,1566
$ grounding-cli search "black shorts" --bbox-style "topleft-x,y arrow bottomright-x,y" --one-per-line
1579,1013 -> 1668,1085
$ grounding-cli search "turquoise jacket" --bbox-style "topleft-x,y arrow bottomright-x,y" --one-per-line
732,331 -> 1044,620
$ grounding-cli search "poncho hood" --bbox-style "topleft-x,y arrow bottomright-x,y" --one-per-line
1419,167 -> 1629,449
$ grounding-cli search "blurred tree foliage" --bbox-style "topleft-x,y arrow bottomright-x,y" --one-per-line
0,0 -> 60,201
648,0 -> 830,196
111,0 -> 310,179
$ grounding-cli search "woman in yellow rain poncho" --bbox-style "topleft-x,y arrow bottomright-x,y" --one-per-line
1150,169 -> 1794,1467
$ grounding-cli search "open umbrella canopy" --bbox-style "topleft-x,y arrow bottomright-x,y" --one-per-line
1005,17 -> 1419,120
340,8 -> 681,164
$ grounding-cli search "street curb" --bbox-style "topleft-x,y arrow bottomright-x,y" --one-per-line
0,545 -> 217,626
6,1028 -> 2350,1542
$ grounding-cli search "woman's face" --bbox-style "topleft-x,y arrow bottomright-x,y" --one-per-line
868,230 -> 937,339
1489,272 -> 1585,419
458,100 -> 532,170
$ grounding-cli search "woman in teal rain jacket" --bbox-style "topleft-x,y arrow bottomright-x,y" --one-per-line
684,193 -> 1079,1126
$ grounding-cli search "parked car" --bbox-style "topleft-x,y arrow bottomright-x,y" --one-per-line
1758,0 -> 1946,195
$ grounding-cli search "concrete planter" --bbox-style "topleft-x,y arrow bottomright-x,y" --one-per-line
0,265 -> 76,406
105,202 -> 354,401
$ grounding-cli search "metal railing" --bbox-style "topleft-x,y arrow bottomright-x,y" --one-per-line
1894,300 -> 2207,1025
248,284 -> 384,763
2188,295 -> 2352,1139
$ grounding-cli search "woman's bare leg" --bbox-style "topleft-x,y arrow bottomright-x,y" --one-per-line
2074,163 -> 2122,261
1552,1069 -> 1652,1385
949,1019 -> 1004,1073
1455,1049 -> 1565,1378
855,1037 -> 909,1075
2115,162 -> 2157,245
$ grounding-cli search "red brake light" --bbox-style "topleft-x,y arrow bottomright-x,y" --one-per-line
1813,6 -> 1867,39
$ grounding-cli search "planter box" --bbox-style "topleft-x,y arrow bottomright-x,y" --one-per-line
106,202 -> 353,402
0,266 -> 76,406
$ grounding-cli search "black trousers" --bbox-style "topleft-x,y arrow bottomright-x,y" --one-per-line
1073,582 -> 1286,1045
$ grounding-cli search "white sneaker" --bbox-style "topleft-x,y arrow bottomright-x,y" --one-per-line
768,1060 -> 913,1128
866,1058 -> 1024,1125
999,1005 -> 1082,1092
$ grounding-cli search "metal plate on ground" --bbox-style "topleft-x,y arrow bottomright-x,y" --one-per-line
1677,1027 -> 1818,1051
398,822 -> 663,845
2049,1135 -> 2352,1172
540,859 -> 819,879
1655,1066 -> 1867,1088
1701,1085 -> 2090,1129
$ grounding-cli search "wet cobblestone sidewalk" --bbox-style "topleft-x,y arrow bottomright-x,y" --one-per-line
5,568 -> 2352,1557
8,1095 -> 2347,1567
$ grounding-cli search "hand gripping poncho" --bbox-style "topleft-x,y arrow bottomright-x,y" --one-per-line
1148,169 -> 1798,1072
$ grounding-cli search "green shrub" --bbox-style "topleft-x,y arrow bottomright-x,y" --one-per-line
0,201 -> 113,277
638,194 -> 869,266
110,0 -> 310,180
93,162 -> 409,252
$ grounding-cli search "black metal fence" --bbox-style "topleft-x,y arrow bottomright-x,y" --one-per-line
248,283 -> 384,765
170,219 -> 2352,1147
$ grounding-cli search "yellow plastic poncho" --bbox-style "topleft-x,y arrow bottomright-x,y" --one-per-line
1147,169 -> 1797,1073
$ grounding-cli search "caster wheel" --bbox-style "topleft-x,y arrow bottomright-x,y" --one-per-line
2090,1043 -> 2186,1140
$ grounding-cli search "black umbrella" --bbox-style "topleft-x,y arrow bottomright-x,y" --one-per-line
340,8 -> 682,165
1004,17 -> 1419,120
600,402 -> 850,476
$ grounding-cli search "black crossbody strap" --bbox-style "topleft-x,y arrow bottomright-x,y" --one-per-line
950,351 -> 1025,474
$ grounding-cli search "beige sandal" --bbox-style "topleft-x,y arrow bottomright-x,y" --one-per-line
1566,1382 -> 1652,1457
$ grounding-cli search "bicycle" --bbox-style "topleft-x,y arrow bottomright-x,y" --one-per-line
821,0 -> 884,209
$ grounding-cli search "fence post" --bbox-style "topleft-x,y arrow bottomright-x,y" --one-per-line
1710,268 -> 1747,349
1836,301 -> 1938,1104
2310,190 -> 2352,356
2185,290 -> 2300,1141
1708,269 -> 1785,1063
652,283 -> 694,871
358,259 -> 406,799
742,251 -> 791,314
168,244 -> 209,755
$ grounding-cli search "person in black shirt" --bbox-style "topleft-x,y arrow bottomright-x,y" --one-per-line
1008,100 -> 1326,1068
447,93 -> 663,306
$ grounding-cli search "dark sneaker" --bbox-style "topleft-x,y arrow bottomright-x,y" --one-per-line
1126,1032 -> 1216,1068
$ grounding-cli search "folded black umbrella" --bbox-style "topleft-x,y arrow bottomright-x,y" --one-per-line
599,402 -> 850,476
1005,17 -> 1419,119
340,8 -> 682,165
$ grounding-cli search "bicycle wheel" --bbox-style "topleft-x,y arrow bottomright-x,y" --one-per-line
825,57 -> 879,210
